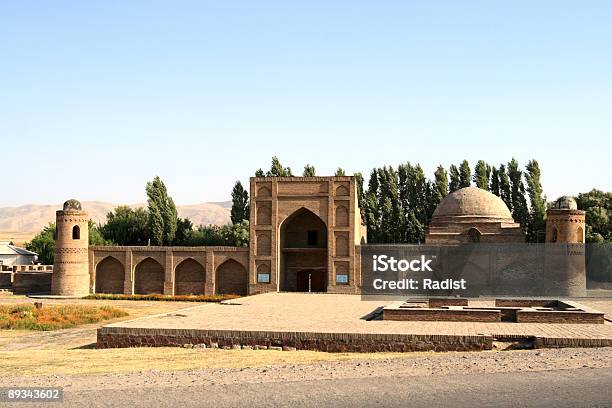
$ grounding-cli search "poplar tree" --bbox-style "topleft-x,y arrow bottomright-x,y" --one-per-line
146,176 -> 177,246
255,168 -> 265,177
335,167 -> 346,176
459,160 -> 471,188
302,164 -> 316,177
266,156 -> 293,177
507,158 -> 529,231
434,165 -> 449,202
525,159 -> 546,242
449,164 -> 461,192
473,160 -> 490,190
354,172 -> 365,220
490,166 -> 500,196
230,181 -> 250,224
364,169 -> 381,242
498,164 -> 513,212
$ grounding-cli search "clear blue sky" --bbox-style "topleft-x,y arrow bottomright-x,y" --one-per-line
1,1 -> 610,206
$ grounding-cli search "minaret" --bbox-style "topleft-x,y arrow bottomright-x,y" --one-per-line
51,199 -> 90,296
544,196 -> 586,296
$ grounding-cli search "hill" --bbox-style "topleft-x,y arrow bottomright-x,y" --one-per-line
0,201 -> 231,246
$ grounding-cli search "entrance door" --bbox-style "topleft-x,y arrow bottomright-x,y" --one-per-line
296,270 -> 326,292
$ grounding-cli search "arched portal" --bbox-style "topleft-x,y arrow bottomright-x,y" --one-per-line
216,259 -> 247,296
134,257 -> 165,294
175,258 -> 205,295
95,256 -> 125,294
280,208 -> 328,292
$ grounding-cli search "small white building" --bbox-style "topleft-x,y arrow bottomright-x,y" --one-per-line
0,241 -> 38,266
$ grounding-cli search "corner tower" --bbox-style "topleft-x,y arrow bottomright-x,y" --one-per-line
545,196 -> 586,243
52,199 -> 90,296
544,196 -> 586,296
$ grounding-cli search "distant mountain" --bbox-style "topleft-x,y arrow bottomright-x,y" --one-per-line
0,201 -> 231,245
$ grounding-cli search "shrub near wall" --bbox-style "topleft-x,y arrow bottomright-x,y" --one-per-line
84,294 -> 239,302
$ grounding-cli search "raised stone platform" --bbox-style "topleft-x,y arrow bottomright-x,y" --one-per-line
383,299 -> 605,324
97,293 -> 612,351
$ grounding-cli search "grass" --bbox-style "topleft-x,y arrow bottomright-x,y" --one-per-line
0,304 -> 128,331
0,348 -> 431,376
84,293 -> 239,302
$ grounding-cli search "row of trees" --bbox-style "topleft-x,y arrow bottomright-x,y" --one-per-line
360,159 -> 546,243
245,157 -> 547,243
26,157 -> 610,264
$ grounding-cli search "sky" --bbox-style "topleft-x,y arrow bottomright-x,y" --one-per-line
1,1 -> 611,207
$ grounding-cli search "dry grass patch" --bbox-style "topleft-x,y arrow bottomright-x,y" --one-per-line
0,304 -> 128,331
0,348 -> 430,376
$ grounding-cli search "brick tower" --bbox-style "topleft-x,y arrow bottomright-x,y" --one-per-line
544,196 -> 586,296
546,196 -> 586,243
52,199 -> 90,296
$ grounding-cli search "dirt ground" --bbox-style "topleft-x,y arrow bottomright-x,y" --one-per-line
0,292 -> 611,388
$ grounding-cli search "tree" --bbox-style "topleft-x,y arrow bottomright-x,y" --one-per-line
473,160 -> 490,190
230,181 -> 249,224
173,217 -> 194,246
433,165 -> 449,203
498,164 -> 512,212
459,160 -> 471,188
266,156 -> 293,177
27,221 -> 113,264
354,172 -> 365,220
507,158 -> 529,231
364,169 -> 381,243
88,220 -> 111,245
255,168 -> 265,177
26,223 -> 56,264
490,166 -> 500,196
100,206 -> 149,246
525,159 -> 546,242
146,176 -> 178,246
576,189 -> 612,242
303,164 -> 316,177
335,167 -> 346,176
449,164 -> 461,192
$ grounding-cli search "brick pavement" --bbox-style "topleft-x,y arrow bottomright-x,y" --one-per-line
99,293 -> 612,350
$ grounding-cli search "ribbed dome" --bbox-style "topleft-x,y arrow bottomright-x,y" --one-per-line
432,187 -> 513,220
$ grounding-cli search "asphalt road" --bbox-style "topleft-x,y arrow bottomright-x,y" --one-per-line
42,367 -> 612,408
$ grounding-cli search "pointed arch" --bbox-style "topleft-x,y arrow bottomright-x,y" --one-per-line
467,228 -> 481,243
216,259 -> 247,296
95,256 -> 125,294
72,225 -> 80,240
279,207 -> 328,292
175,258 -> 205,295
576,226 -> 584,243
134,257 -> 165,294
335,205 -> 349,227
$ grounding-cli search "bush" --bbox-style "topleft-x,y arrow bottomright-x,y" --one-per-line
84,294 -> 239,302
0,304 -> 128,331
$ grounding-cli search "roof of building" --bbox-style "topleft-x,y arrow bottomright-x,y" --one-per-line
552,196 -> 578,210
0,241 -> 38,256
432,186 -> 514,220
63,199 -> 82,211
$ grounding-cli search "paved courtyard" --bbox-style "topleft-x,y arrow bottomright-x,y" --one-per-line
101,293 -> 612,349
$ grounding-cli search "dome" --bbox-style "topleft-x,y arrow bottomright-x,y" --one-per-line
552,196 -> 577,210
432,187 -> 513,220
63,199 -> 82,211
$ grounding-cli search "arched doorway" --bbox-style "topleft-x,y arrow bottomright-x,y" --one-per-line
280,208 -> 328,292
95,256 -> 125,294
216,259 -> 247,296
175,258 -> 205,295
134,257 -> 165,294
